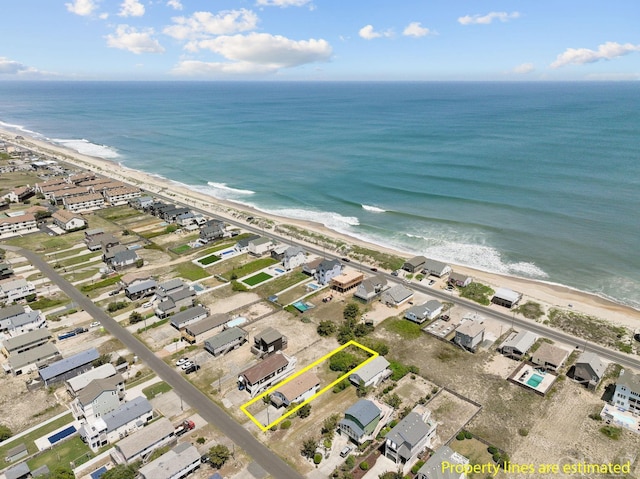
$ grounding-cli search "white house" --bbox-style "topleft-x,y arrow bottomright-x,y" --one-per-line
448,272 -> 472,288
404,300 -> 443,324
349,356 -> 391,388
104,186 -> 141,206
384,407 -> 437,466
270,371 -> 320,408
380,285 -> 414,308
282,246 -> 306,271
353,275 -> 387,303
71,375 -> 126,422
0,213 -> 37,239
3,309 -> 46,337
416,446 -> 469,479
248,236 -> 274,256
491,287 -> 523,309
454,320 -> 485,352
422,259 -> 452,277
111,417 -> 176,465
63,193 -> 105,213
138,443 -> 201,479
611,369 -> 640,414
52,209 -> 86,231
315,259 -> 343,285
0,279 -> 36,302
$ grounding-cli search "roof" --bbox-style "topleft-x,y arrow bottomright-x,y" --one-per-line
205,327 -> 247,351
169,287 -> 195,302
67,363 -> 117,394
274,371 -> 320,402
9,310 -> 42,328
617,369 -> 640,393
249,236 -> 272,246
236,234 -> 260,248
576,352 -> 606,380
318,259 -> 341,271
493,287 -> 522,303
449,272 -> 470,282
115,417 -> 174,461
105,186 -> 141,196
345,400 -> 381,427
112,250 -> 138,264
125,279 -> 157,294
158,278 -> 184,292
350,356 -> 390,383
39,348 -> 99,381
138,443 -> 200,479
358,275 -> 387,295
64,193 -> 104,204
5,462 -> 30,479
0,279 -> 31,292
255,327 -> 282,345
170,305 -> 207,327
0,213 -> 35,225
331,270 -> 364,285
31,465 -> 50,478
5,442 -> 27,458
185,313 -> 229,336
241,352 -> 290,384
85,228 -> 104,236
52,209 -> 83,223
500,330 -> 537,354
2,328 -> 51,351
383,284 -> 414,303
103,396 -> 153,432
425,300 -> 442,311
386,411 -> 431,448
8,342 -> 60,370
404,256 -> 426,267
0,305 -> 26,321
77,375 -> 124,405
423,259 -> 449,273
417,446 -> 469,479
284,246 -> 305,258
456,320 -> 485,338
532,343 -> 569,366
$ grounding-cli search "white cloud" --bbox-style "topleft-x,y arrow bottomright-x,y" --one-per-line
172,60 -> 279,76
167,0 -> 183,10
0,57 -> 36,75
119,0 -> 145,17
550,41 -> 640,68
255,0 -> 312,7
402,22 -> 434,38
106,25 -> 165,54
99,12 -> 109,19
358,25 -> 393,40
65,0 -> 98,16
163,9 -> 259,40
458,11 -> 520,25
513,63 -> 534,74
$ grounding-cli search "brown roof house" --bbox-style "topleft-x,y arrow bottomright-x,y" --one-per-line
238,351 -> 297,398
270,371 -> 320,408
531,343 -> 569,372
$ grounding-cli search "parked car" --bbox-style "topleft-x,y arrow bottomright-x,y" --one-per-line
181,361 -> 194,370
428,279 -> 436,286
340,446 -> 353,458
142,302 -> 153,308
185,364 -> 201,374
391,270 -> 399,276
341,257 -> 351,262
439,315 -> 450,322
108,290 -> 119,296
175,357 -> 189,367
89,321 -> 100,328
370,267 -> 378,272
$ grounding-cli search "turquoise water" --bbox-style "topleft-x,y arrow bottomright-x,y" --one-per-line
526,374 -> 544,387
1,81 -> 639,307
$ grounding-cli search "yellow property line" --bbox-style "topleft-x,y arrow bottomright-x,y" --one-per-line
240,340 -> 378,432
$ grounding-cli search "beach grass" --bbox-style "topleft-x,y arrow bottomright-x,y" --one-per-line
174,262 -> 209,281
514,301 -> 545,320
381,317 -> 424,340
243,272 -> 272,286
547,308 -> 631,351
458,282 -> 494,306
349,245 -> 405,271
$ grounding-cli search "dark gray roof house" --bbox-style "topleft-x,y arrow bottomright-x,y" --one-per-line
110,249 -> 139,269
572,352 -> 606,389
39,347 -> 99,386
384,410 -> 436,465
204,327 -> 248,356
4,462 -> 30,479
169,305 -> 208,330
416,445 -> 469,479
103,396 -> 153,432
125,279 -> 157,300
402,256 -> 427,272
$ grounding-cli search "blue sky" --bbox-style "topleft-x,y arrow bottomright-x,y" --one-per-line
1,0 -> 639,80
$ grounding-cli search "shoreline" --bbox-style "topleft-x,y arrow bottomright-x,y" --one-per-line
2,126 -> 640,333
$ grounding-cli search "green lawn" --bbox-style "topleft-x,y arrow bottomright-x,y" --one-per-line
170,244 -> 192,254
27,436 -> 93,470
381,317 -> 424,340
0,413 -> 74,463
143,381 -> 173,399
221,257 -> 278,281
198,253 -> 221,265
174,262 -> 209,281
27,296 -> 68,310
243,272 -> 273,286
253,271 -> 309,299
55,252 -> 101,268
62,267 -> 99,282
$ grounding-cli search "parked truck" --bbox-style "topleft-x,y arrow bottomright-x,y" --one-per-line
174,419 -> 195,436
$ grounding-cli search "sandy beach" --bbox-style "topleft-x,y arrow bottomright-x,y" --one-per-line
2,126 -> 640,333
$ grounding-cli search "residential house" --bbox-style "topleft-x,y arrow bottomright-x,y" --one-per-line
0,279 -> 37,303
71,375 -> 126,422
68,172 -> 95,184
402,256 -> 427,273
156,279 -> 185,299
6,342 -> 60,376
175,212 -> 196,227
448,272 -> 472,288
66,363 -> 119,397
0,213 -> 37,239
491,287 -> 523,309
238,352 -> 297,398
531,343 -> 569,372
571,352 -> 606,389
380,285 -> 414,308
5,443 -> 28,463
271,244 -> 287,261
109,249 -> 139,270
39,347 -> 100,386
35,177 -> 68,194
235,234 -> 260,253
51,186 -> 91,204
124,279 -> 157,301
103,186 -> 141,206
138,443 -> 201,479
155,287 -> 196,319
129,196 -> 153,210
248,236 -> 274,256
77,177 -> 114,189
4,462 -> 31,479
182,314 -> 229,344
2,328 -> 51,357
416,446 -> 469,479
52,209 -> 86,231
80,396 -> 153,451
111,417 -> 176,464
454,320 -> 485,352
349,356 -> 391,388
316,259 -> 343,285
204,327 -> 248,356
499,330 -> 537,359
404,300 -> 443,324
84,228 -> 105,245
63,193 -> 105,213
271,371 -> 320,408
169,305 -> 208,330
331,270 -> 364,293
422,259 -> 452,277
611,369 -> 640,414
84,232 -> 119,251
160,206 -> 190,222
339,399 -> 382,444
92,181 -> 128,195
0,263 -> 14,279
251,327 -> 287,356
2,309 -> 46,337
353,275 -> 387,303
302,257 -> 323,276
4,186 -> 34,203
384,408 -> 437,466
282,246 -> 306,271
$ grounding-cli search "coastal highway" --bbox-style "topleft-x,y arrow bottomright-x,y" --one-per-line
7,246 -> 304,479
139,187 -> 640,372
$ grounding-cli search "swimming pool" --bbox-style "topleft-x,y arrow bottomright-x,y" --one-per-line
307,283 -> 320,290
227,316 -> 247,327
221,249 -> 235,256
293,301 -> 309,312
274,268 -> 285,274
192,283 -> 204,292
526,374 -> 544,388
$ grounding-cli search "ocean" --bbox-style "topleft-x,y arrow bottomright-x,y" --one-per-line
1,81 -> 639,308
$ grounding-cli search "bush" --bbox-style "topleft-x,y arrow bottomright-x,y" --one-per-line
317,320 -> 337,337
600,426 -> 622,440
412,460 -> 426,474
231,280 -> 248,292
25,293 -> 37,302
487,446 -> 498,455
332,379 -> 351,393
314,453 -> 323,465
297,403 -> 312,418
107,301 -> 127,312
0,424 -> 12,441
345,455 -> 355,468
196,437 -> 206,444
464,430 -> 472,439
129,311 -> 143,324
280,420 -> 292,430
456,431 -> 466,441
359,461 -> 369,471
518,428 -> 529,436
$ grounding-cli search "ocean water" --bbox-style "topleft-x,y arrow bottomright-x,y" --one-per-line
1,81 -> 639,308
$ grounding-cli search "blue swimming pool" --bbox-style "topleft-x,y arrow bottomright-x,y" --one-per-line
275,268 -> 285,274
192,283 -> 204,292
221,249 -> 234,256
48,425 -> 76,445
227,316 -> 247,327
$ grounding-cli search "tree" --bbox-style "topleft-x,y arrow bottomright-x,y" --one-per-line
208,444 -> 231,468
262,394 -> 271,405
129,311 -> 143,324
301,437 -> 318,459
297,403 -> 312,418
135,258 -> 144,268
0,424 -> 12,441
317,320 -> 337,337
92,353 -> 112,367
343,303 -> 360,322
356,380 -> 371,398
48,465 -> 75,479
385,393 -> 402,409
322,414 -> 340,438
101,464 -> 137,479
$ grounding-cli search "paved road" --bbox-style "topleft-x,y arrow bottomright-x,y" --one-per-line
10,246 -> 303,479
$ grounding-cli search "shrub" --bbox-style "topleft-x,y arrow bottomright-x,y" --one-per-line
588,412 -> 603,421
487,446 -> 498,455
314,453 -> 322,465
345,455 -> 355,468
323,438 -> 332,449
412,460 -> 426,474
359,461 -> 369,471
231,280 -> 248,292
464,430 -> 472,439
317,320 -> 337,337
333,379 -> 351,393
456,432 -> 466,441
518,428 -> 529,436
280,420 -> 292,430
600,426 -> 622,440
196,437 -> 206,444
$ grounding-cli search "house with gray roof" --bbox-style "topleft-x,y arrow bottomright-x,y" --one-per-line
235,234 -> 260,252
531,343 -> 569,372
170,305 -> 208,330
499,330 -> 537,359
7,342 -> 60,376
571,352 -> 606,389
138,443 -> 201,479
182,313 -> 229,344
124,279 -> 157,300
448,272 -> 472,288
2,328 -> 51,356
381,285 -> 414,308
109,249 -> 139,270
204,327 -> 248,356
416,445 -> 469,479
155,287 -> 196,318
4,310 -> 46,337
39,347 -> 99,386
111,417 -> 176,464
251,327 -> 287,356
339,399 -> 382,444
404,300 -> 443,324
71,374 -> 125,422
0,304 -> 26,330
282,246 -> 306,271
349,356 -> 391,388
491,287 -> 522,309
248,236 -> 274,256
402,256 -> 426,273
384,408 -> 436,466
0,279 -> 36,303
4,461 -> 30,479
67,363 -> 118,397
0,263 -> 15,279
316,259 -> 343,285
353,275 -> 387,303
5,443 -> 28,463
422,259 -> 451,277
238,351 -> 297,397
612,369 -> 640,414
156,278 -> 185,298
199,222 -> 225,243
454,320 -> 485,352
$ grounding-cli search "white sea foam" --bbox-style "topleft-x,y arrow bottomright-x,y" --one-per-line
266,207 -> 360,232
52,138 -> 120,159
0,121 -> 41,137
207,182 -> 255,196
188,182 -> 255,201
361,204 -> 387,213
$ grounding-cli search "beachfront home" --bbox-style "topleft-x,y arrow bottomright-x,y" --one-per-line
271,371 -> 320,408
111,417 -> 176,465
129,196 -> 153,210
35,177 -> 67,194
52,209 -> 86,231
491,287 -> 523,309
235,234 -> 261,253
169,305 -> 208,330
422,259 -> 452,277
138,443 -> 201,479
570,352 -> 606,389
1,328 -> 51,357
6,342 -> 60,376
499,330 -> 537,360
404,300 -> 443,324
349,356 -> 391,388
124,279 -> 157,301
402,256 -> 427,273
302,257 -> 322,276
69,172 -> 96,184
339,399 -> 382,444
611,369 -> 640,414
530,343 -> 569,372
416,446 -> 469,479
199,221 -> 226,243
448,272 -> 472,288
248,236 -> 274,256
0,279 -> 37,303
380,284 -> 414,308
0,213 -> 37,239
315,259 -> 343,285
251,327 -> 287,356
331,270 -> 364,293
63,193 -> 105,213
454,320 -> 485,352
39,347 -> 100,386
103,186 -> 141,206
238,351 -> 297,397
384,407 -> 437,466
51,186 -> 91,204
282,246 -> 306,271
353,275 -> 387,303
204,327 -> 248,356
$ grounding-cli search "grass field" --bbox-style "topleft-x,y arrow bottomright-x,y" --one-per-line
380,317 -> 424,339
170,244 -> 192,254
0,413 -> 74,462
243,272 -> 272,286
253,271 -> 309,299
143,381 -> 173,399
221,257 -> 278,281
174,262 -> 209,281
27,436 -> 93,471
198,253 -> 221,265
